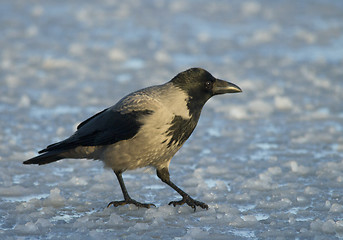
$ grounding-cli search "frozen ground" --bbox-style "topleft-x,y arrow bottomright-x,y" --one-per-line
1,0 -> 343,239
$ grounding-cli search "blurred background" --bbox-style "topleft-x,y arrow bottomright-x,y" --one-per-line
1,0 -> 343,239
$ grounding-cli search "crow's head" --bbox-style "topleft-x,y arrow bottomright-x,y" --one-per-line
171,68 -> 242,109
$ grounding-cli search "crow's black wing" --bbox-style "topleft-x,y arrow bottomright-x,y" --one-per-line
38,108 -> 153,153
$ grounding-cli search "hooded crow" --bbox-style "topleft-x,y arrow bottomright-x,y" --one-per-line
24,68 -> 242,210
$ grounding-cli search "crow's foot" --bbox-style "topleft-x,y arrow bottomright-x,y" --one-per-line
107,199 -> 155,209
168,195 -> 208,211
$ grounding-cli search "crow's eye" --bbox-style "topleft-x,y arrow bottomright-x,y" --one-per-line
205,81 -> 212,90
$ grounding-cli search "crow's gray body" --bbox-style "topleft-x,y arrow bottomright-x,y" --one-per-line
27,83 -> 195,170
24,68 -> 242,210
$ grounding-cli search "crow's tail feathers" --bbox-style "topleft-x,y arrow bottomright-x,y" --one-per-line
23,151 -> 65,165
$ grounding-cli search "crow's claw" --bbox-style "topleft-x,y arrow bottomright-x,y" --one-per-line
168,195 -> 208,211
107,199 -> 155,209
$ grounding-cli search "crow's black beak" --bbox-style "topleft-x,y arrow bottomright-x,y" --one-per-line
213,79 -> 242,95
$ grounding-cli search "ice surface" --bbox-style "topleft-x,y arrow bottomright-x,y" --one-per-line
1,0 -> 343,239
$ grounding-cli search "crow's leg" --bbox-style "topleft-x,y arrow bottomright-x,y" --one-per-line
156,168 -> 208,211
107,170 -> 155,209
